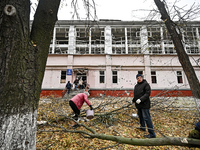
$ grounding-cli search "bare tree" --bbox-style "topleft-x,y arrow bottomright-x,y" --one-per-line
0,0 -> 61,149
0,0 -> 200,149
153,0 -> 200,115
0,0 -> 98,149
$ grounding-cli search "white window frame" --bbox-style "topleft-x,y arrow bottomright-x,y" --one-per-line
151,71 -> 157,84
112,71 -> 118,84
177,71 -> 183,84
60,70 -> 66,83
99,71 -> 105,84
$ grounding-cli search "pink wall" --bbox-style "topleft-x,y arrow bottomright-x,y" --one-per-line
42,54 -> 200,91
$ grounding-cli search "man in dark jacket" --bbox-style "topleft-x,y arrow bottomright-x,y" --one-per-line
132,74 -> 156,138
66,81 -> 72,94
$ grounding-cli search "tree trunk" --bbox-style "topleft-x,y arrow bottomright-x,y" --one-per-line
91,134 -> 200,147
154,0 -> 200,115
0,0 -> 60,149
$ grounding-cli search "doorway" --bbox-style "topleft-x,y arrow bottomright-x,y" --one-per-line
76,72 -> 87,81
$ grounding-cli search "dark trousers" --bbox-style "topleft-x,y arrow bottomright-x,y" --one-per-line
69,100 -> 80,121
137,108 -> 156,137
67,88 -> 71,94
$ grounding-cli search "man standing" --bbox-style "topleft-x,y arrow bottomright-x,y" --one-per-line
132,74 -> 156,138
66,81 -> 72,94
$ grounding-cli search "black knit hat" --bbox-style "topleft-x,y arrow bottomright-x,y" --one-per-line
136,74 -> 143,78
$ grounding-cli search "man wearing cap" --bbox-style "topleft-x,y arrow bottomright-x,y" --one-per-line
132,74 -> 156,138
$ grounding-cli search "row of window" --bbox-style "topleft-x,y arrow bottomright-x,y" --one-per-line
60,70 -> 183,84
50,26 -> 200,54
99,71 -> 183,84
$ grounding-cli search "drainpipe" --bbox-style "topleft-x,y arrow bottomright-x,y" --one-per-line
125,28 -> 128,54
52,28 -> 56,54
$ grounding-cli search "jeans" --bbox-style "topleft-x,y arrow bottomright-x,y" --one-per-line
67,88 -> 71,94
137,108 -> 156,137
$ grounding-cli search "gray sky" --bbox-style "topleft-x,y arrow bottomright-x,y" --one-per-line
30,0 -> 200,21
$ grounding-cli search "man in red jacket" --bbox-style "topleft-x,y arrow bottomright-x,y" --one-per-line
69,92 -> 93,128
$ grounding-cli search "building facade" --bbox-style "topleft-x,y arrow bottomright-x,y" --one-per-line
41,20 -> 200,97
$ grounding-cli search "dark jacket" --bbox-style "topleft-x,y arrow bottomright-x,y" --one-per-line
74,79 -> 78,85
66,82 -> 72,89
132,79 -> 151,109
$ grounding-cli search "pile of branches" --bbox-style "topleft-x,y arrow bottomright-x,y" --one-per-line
37,90 -> 200,149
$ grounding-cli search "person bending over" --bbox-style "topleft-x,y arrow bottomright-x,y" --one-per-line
69,92 -> 93,128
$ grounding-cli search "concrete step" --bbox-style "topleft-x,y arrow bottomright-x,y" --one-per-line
63,89 -> 85,99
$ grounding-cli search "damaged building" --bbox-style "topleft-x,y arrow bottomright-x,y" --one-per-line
40,20 -> 200,97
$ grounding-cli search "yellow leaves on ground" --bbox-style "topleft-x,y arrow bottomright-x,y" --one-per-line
37,97 -> 200,150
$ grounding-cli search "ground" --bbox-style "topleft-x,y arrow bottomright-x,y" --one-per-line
37,94 -> 200,149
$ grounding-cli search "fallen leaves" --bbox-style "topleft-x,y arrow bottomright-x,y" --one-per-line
36,97 -> 200,149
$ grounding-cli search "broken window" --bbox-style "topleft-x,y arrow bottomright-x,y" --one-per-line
75,28 -> 89,54
49,37 -> 53,54
50,27 -> 69,54
163,26 -> 176,54
177,71 -> 183,84
148,27 -> 161,41
165,47 -> 176,54
127,27 -> 141,54
151,71 -> 157,84
183,27 -> 199,54
147,27 -> 162,54
60,70 -> 66,83
91,27 -> 105,54
183,27 -> 197,44
112,28 -> 125,54
186,46 -> 199,54
99,71 -> 105,83
138,71 -> 143,75
163,27 -> 172,42
149,44 -> 162,54
75,27 -> 105,54
112,71 -> 118,83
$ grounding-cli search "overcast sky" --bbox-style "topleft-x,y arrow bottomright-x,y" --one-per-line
30,0 -> 200,21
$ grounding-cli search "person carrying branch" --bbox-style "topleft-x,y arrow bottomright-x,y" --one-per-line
69,92 -> 93,128
132,74 -> 156,138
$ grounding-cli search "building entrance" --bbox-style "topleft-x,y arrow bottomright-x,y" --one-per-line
76,73 -> 87,81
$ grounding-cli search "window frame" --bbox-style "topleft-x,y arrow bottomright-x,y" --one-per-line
151,71 -> 157,84
60,70 -> 66,83
138,71 -> 143,75
177,71 -> 183,84
99,71 -> 105,84
112,71 -> 118,84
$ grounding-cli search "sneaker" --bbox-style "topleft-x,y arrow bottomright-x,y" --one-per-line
144,134 -> 156,138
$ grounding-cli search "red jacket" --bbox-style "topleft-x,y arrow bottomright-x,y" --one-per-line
71,93 -> 91,110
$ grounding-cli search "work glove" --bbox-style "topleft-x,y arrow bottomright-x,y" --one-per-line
89,105 -> 93,110
136,99 -> 141,104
